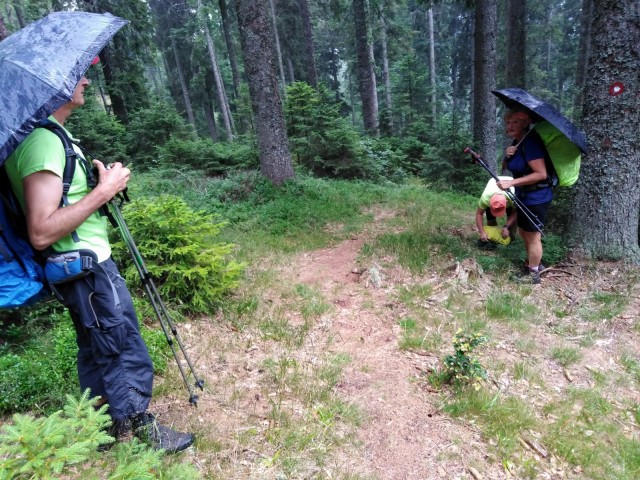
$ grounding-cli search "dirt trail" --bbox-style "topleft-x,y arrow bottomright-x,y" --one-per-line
284,238 -> 498,479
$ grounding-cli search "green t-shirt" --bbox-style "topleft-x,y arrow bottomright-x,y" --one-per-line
4,119 -> 111,262
478,176 -> 515,210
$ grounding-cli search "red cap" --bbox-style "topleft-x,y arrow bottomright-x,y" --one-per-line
91,56 -> 100,65
489,194 -> 507,217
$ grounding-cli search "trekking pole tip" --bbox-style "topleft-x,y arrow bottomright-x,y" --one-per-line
189,394 -> 199,406
195,379 -> 205,391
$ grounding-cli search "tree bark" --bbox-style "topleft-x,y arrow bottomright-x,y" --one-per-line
198,0 -> 234,140
268,0 -> 287,97
235,0 -> 294,185
472,0 -> 497,171
568,0 -> 640,261
0,12 -> 8,41
218,0 -> 241,100
505,0 -> 526,88
97,46 -> 129,123
574,0 -> 593,123
427,6 -> 436,125
298,0 -> 317,87
171,35 -> 196,128
353,0 -> 379,135
380,15 -> 393,132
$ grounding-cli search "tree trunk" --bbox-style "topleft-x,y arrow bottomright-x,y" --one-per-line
286,55 -> 295,83
171,35 -> 196,128
353,0 -> 379,135
97,47 -> 129,123
505,0 -> 526,88
380,15 -> 393,132
203,99 -> 219,141
427,6 -> 436,125
235,0 -> 294,185
298,0 -> 317,87
472,0 -> 497,171
568,0 -> 640,261
218,0 -> 241,100
0,12 -> 8,41
268,0 -> 287,97
198,0 -> 234,140
574,0 -> 593,123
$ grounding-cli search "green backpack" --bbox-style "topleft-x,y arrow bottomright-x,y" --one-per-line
533,120 -> 581,187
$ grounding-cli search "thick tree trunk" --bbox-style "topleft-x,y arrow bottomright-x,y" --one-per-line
353,0 -> 379,135
427,6 -> 436,125
472,0 -> 497,171
218,0 -> 240,100
574,0 -> 593,123
505,0 -> 526,88
298,0 -> 317,87
268,0 -> 287,97
235,0 -> 294,185
568,0 -> 640,261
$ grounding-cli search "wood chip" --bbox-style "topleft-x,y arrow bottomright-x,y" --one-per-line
522,437 -> 549,458
468,466 -> 483,479
563,368 -> 573,382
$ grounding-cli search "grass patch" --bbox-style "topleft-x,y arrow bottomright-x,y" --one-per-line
580,290 -> 629,323
550,345 -> 582,367
443,388 -> 536,456
542,388 -> 640,479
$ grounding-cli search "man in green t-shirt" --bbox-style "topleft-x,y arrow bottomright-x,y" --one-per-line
5,72 -> 194,453
475,176 -> 517,247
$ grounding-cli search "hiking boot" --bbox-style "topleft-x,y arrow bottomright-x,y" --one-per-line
131,412 -> 194,454
98,417 -> 132,452
521,262 -> 546,275
529,268 -> 541,285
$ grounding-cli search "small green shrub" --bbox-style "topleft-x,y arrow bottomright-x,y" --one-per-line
442,330 -> 488,389
0,318 -> 79,414
110,195 -> 245,313
0,391 -> 200,479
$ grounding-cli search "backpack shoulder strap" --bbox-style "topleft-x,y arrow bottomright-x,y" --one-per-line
522,130 -> 557,189
38,121 -> 84,242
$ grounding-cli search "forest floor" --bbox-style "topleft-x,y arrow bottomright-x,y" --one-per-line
153,207 -> 640,480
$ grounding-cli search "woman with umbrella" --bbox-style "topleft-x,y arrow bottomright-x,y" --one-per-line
496,110 -> 553,284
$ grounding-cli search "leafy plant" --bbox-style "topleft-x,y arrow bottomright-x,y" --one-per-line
442,329 -> 488,389
110,195 -> 245,313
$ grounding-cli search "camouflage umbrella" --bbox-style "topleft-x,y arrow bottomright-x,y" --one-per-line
0,11 -> 127,164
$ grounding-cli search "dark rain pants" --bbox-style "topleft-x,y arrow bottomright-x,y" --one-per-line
55,257 -> 153,420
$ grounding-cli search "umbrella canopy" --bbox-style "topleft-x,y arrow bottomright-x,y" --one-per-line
0,11 -> 128,165
492,88 -> 588,154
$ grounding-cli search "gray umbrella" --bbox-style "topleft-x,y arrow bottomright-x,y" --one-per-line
0,11 -> 128,164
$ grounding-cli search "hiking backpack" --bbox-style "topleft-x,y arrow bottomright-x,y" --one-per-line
0,121 -> 85,309
534,120 -> 581,187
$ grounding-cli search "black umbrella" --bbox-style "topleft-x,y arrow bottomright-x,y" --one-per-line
0,11 -> 128,165
492,88 -> 588,153
493,88 -> 587,187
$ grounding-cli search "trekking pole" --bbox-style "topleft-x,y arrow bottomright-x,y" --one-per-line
463,147 -> 544,236
108,197 -> 205,406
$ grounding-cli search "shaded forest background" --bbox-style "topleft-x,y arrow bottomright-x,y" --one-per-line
0,0 -> 638,259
